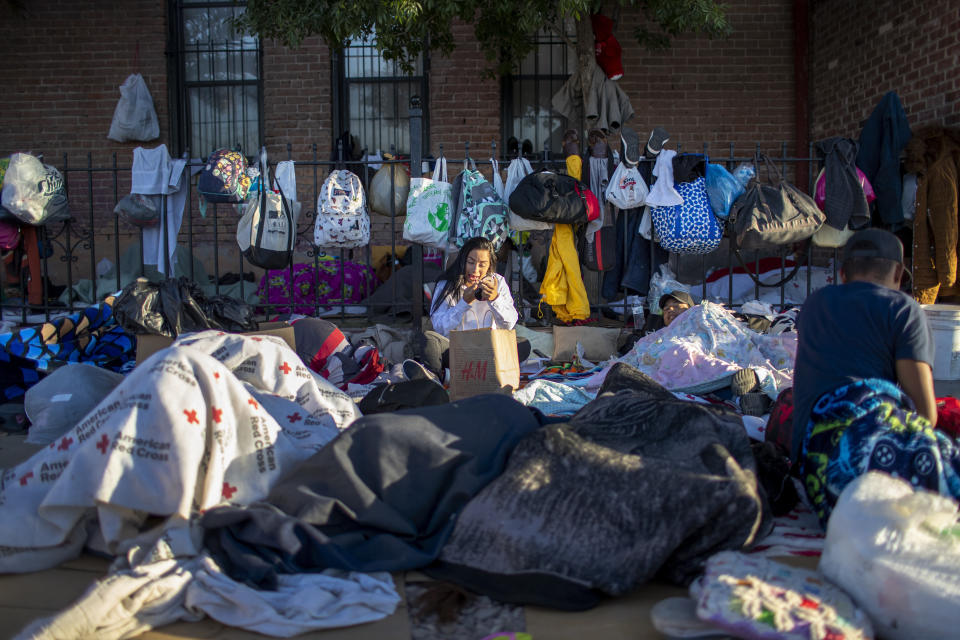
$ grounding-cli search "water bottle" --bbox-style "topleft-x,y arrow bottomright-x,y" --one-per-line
627,295 -> 645,330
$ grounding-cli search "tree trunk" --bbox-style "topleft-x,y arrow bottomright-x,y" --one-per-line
574,16 -> 595,142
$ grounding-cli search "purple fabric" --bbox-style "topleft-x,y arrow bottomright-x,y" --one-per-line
257,259 -> 378,315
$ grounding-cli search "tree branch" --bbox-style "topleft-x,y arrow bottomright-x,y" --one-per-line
548,17 -> 577,51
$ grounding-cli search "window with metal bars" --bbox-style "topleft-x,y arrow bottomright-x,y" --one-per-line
168,0 -> 263,158
502,29 -> 576,158
339,33 -> 428,157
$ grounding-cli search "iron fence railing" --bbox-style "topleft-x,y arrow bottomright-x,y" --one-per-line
1,103 -> 845,333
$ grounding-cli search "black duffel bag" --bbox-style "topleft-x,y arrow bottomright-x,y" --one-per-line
508,170 -> 588,225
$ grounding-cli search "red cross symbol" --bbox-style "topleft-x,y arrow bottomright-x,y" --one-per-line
214,372 -> 220,379
211,407 -> 223,424
19,471 -> 33,486
221,482 -> 238,499
183,409 -> 199,425
57,437 -> 74,451
278,362 -> 291,375
287,412 -> 302,423
96,434 -> 110,454
251,337 -> 263,342
247,398 -> 259,410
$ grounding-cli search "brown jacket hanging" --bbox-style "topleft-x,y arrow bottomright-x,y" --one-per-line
904,126 -> 960,304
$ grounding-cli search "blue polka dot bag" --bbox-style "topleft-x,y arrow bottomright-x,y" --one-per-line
651,175 -> 723,255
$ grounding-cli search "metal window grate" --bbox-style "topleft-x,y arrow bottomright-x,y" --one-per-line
342,33 -> 427,156
173,1 -> 262,157
503,28 -> 576,158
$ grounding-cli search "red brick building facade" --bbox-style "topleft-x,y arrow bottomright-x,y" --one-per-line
0,0 -> 956,282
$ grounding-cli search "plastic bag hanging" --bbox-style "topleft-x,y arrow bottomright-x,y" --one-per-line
107,74 -> 160,142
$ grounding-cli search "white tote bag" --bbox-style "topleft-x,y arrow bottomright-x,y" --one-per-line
605,161 -> 649,210
504,157 -> 551,232
403,156 -> 454,248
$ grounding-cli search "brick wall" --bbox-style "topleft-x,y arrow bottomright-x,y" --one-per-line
616,0 -> 797,159
810,0 -> 960,139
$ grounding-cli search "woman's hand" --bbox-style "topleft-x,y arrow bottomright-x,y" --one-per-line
463,282 -> 480,303
479,276 -> 498,302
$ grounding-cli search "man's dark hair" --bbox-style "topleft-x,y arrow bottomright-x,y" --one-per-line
842,256 -> 899,281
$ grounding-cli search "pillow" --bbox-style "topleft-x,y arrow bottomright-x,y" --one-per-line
552,326 -> 620,362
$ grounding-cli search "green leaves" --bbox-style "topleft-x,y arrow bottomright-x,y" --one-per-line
234,0 -> 730,76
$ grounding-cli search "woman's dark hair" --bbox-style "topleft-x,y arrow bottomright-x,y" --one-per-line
430,236 -> 498,314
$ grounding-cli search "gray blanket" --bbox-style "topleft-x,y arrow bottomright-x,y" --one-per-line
428,378 -> 771,610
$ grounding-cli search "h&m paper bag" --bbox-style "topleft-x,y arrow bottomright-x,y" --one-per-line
448,328 -> 520,401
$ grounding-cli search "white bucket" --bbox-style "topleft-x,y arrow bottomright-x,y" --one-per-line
922,303 -> 960,380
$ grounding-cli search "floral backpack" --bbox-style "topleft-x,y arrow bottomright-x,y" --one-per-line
314,169 -> 370,249
198,149 -> 251,204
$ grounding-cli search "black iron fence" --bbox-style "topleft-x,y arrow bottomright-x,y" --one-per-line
1,103 -> 843,332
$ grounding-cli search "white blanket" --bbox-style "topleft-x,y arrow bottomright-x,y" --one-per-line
1,332 -> 403,637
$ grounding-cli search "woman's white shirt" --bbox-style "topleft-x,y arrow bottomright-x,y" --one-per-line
430,273 -> 519,337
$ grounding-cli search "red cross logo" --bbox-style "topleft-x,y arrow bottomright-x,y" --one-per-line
19,471 -> 33,486
251,337 -> 263,342
221,482 -> 238,499
96,434 -> 110,454
247,398 -> 259,410
211,407 -> 223,424
287,412 -> 302,423
183,409 -> 199,425
279,362 -> 291,375
214,372 -> 220,379
57,437 -> 74,451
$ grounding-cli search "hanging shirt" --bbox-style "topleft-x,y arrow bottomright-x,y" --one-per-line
430,273 -> 519,336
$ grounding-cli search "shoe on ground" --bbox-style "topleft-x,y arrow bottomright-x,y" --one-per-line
739,391 -> 772,417
403,359 -> 440,385
731,368 -> 760,397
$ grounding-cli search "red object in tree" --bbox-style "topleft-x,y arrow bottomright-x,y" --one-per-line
592,14 -> 623,80
936,397 -> 960,439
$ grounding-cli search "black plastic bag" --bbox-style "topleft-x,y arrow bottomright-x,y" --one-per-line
114,277 -> 257,337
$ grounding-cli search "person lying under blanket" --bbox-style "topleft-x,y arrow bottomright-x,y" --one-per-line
585,298 -> 796,416
793,228 -> 960,526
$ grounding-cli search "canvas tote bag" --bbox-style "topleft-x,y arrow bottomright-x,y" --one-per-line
403,156 -> 454,248
448,328 -> 520,401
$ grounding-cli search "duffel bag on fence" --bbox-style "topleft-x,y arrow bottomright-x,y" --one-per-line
448,159 -> 509,251
403,156 -> 453,248
650,175 -> 722,255
1,153 -> 71,225
728,153 -> 825,251
508,170 -> 589,225
198,148 -> 252,204
314,169 -> 370,249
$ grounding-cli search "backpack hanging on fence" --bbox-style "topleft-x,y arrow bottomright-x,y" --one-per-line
403,156 -> 454,248
314,169 -> 370,249
650,155 -> 722,255
198,149 -> 252,205
0,153 -> 71,225
728,152 -> 825,251
448,159 -> 509,251
508,170 -> 590,225
237,148 -> 299,269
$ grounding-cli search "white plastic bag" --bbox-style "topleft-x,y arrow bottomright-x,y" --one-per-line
639,205 -> 653,240
107,74 -> 160,142
605,161 -> 649,210
369,156 -> 409,216
273,160 -> 297,201
504,157 -> 551,232
403,157 -> 454,248
1,153 -> 70,225
820,471 -> 960,640
647,264 -> 689,316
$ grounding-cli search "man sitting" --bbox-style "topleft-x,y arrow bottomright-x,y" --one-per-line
793,228 -> 958,524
